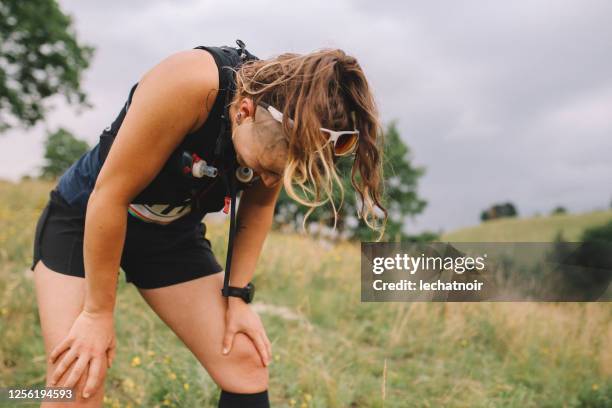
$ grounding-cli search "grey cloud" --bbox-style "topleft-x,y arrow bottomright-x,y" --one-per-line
1,0 -> 610,234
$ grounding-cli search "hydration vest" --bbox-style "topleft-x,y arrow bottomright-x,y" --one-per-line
57,42 -> 259,229
56,40 -> 262,297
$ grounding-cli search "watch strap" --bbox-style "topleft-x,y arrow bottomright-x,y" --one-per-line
221,283 -> 254,303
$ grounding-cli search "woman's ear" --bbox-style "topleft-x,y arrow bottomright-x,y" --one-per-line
238,97 -> 255,121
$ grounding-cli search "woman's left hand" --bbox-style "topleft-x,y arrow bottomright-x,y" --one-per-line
222,297 -> 272,367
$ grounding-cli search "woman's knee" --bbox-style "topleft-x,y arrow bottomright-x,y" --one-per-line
211,332 -> 269,393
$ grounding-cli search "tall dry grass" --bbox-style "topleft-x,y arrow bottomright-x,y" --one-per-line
0,179 -> 610,407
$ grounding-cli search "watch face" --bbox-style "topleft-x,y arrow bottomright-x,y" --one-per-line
245,282 -> 255,303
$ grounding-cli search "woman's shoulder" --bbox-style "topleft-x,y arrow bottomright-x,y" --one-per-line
142,48 -> 219,92
135,48 -> 221,134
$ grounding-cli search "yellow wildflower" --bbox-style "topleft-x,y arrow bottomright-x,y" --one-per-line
122,378 -> 135,391
130,356 -> 141,367
167,372 -> 177,380
147,350 -> 156,357
304,393 -> 312,401
592,383 -> 599,391
289,398 -> 296,407
183,383 -> 190,391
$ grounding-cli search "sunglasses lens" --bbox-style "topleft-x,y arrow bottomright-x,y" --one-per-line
334,133 -> 359,155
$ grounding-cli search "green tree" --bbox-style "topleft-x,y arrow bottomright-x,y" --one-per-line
40,127 -> 89,179
481,202 -> 518,222
547,220 -> 612,301
551,206 -> 567,215
0,0 -> 94,132
273,122 -> 427,241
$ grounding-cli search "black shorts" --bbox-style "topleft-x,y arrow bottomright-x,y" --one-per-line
30,189 -> 224,289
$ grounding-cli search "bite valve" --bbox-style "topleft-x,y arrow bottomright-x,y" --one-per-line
192,159 -> 218,178
235,166 -> 254,183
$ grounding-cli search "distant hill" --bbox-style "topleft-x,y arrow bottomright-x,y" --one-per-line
442,210 -> 612,242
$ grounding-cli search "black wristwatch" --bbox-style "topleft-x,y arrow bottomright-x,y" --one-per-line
221,282 -> 255,304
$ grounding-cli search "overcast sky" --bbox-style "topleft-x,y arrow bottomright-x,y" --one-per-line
1,0 -> 611,234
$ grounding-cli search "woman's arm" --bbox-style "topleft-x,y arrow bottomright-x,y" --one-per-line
49,49 -> 220,398
226,179 -> 283,288
221,178 -> 283,366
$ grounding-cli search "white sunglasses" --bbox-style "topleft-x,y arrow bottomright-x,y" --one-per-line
257,102 -> 360,156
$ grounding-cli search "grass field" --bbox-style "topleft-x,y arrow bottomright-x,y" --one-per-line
442,210 -> 612,242
0,179 -> 611,407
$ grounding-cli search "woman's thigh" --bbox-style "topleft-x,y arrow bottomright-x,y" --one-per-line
33,260 -> 107,408
136,271 -> 268,393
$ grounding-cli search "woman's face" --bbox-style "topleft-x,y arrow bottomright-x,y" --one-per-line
231,101 -> 288,188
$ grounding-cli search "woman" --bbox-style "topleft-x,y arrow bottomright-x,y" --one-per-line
30,40 -> 387,407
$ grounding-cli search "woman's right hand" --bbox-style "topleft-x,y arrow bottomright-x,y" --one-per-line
48,309 -> 116,399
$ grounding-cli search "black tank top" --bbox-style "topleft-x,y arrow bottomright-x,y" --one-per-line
56,45 -> 258,229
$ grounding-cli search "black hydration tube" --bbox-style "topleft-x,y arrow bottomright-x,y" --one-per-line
217,39 -> 253,298
215,82 -> 238,298
220,169 -> 237,297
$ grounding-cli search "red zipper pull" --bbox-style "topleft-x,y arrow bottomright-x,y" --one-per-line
223,196 -> 231,214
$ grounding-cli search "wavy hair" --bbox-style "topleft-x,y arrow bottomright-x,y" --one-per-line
232,49 -> 388,240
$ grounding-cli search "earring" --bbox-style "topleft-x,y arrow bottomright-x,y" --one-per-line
236,112 -> 242,124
